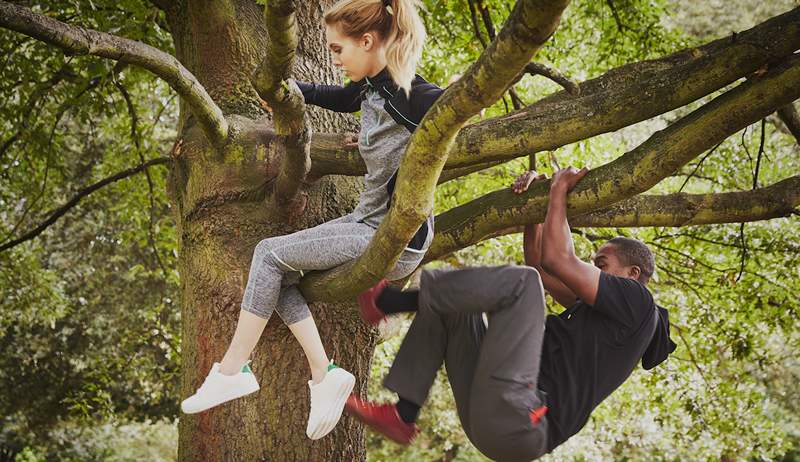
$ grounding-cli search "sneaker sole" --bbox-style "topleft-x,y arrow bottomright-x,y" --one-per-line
181,381 -> 260,414
308,372 -> 356,440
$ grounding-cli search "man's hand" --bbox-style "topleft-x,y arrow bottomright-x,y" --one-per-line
550,166 -> 588,194
512,170 -> 547,194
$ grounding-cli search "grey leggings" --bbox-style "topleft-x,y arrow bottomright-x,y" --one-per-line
241,213 -> 426,324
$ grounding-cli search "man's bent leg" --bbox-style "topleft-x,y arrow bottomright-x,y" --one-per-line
467,267 -> 550,461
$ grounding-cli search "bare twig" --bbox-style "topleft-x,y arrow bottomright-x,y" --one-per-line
678,141 -> 723,192
0,1 -> 228,148
112,72 -> 169,277
513,62 -> 580,95
0,157 -> 171,252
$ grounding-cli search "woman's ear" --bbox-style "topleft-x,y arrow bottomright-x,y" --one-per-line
361,32 -> 375,51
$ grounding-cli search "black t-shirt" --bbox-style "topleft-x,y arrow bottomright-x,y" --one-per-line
537,272 -> 663,452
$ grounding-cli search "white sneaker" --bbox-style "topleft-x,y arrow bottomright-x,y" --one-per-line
306,363 -> 356,440
181,362 -> 260,414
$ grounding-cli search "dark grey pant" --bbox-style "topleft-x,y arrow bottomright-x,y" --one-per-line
384,265 -> 549,462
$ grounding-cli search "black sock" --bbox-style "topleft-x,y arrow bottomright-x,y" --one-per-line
376,286 -> 419,314
395,397 -> 421,424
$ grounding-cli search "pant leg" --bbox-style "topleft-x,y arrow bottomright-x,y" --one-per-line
418,265 -> 543,318
274,284 -> 311,325
383,304 -> 485,435
465,267 -> 549,462
240,220 -> 375,319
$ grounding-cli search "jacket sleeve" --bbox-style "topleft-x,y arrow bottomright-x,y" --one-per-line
295,80 -> 363,113
409,80 -> 444,123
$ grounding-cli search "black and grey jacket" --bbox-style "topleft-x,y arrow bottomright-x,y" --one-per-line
297,68 -> 443,251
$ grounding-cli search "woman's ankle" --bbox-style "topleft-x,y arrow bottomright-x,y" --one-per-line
310,361 -> 330,384
219,357 -> 247,376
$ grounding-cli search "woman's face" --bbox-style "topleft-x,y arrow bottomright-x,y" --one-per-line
325,24 -> 384,82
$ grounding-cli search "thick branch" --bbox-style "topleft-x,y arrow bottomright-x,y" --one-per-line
300,0 -> 570,301
0,157 -> 171,253
305,7 -> 800,177
505,177 -> 800,238
571,176 -> 800,227
0,1 -> 228,148
777,103 -> 800,145
251,0 -> 310,214
453,176 -> 800,248
424,56 -> 800,262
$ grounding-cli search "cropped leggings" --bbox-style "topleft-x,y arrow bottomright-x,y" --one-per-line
240,213 -> 426,324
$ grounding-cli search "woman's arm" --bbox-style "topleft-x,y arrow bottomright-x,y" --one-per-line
295,80 -> 363,113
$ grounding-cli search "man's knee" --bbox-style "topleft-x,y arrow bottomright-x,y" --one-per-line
468,420 -> 509,462
518,265 -> 542,284
510,266 -> 544,300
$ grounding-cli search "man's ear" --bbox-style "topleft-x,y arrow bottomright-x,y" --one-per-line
628,265 -> 642,281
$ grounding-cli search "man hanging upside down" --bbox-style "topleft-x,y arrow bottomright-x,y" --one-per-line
346,166 -> 677,462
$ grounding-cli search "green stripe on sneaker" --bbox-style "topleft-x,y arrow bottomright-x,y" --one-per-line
327,363 -> 339,372
241,363 -> 252,373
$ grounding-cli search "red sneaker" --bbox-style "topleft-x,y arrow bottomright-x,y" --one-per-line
357,279 -> 390,326
345,395 -> 419,445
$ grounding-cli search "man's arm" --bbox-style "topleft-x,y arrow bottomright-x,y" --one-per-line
540,167 -> 602,306
523,223 -> 578,308
511,171 -> 579,307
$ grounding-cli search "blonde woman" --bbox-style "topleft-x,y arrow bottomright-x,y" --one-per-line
181,0 -> 441,441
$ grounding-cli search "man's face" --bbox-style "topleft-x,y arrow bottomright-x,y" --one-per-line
325,24 -> 379,82
593,244 -> 641,281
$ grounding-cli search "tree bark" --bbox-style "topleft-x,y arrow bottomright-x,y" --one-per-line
163,2 -> 372,460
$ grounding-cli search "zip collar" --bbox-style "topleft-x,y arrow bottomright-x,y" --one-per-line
363,67 -> 396,96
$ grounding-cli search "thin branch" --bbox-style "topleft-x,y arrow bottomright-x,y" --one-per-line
424,57 -> 800,262
3,66 -> 114,241
678,141 -> 723,192
776,102 -> 800,145
513,62 -> 580,95
0,157 -> 171,252
112,72 -> 169,277
0,1 -> 228,149
736,118 -> 767,281
571,175 -> 800,227
468,0 -> 523,110
467,0 -> 489,49
605,0 -> 630,33
251,0 -> 310,217
299,0 -> 571,301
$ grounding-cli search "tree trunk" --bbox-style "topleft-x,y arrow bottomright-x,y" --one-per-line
165,2 -> 374,460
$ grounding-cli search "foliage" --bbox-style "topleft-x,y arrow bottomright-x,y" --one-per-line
0,0 -> 798,460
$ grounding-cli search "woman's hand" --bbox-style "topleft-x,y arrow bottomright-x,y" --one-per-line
343,132 -> 359,148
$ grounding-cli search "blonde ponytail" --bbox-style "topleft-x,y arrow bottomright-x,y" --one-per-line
324,0 -> 426,95
384,0 -> 426,95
